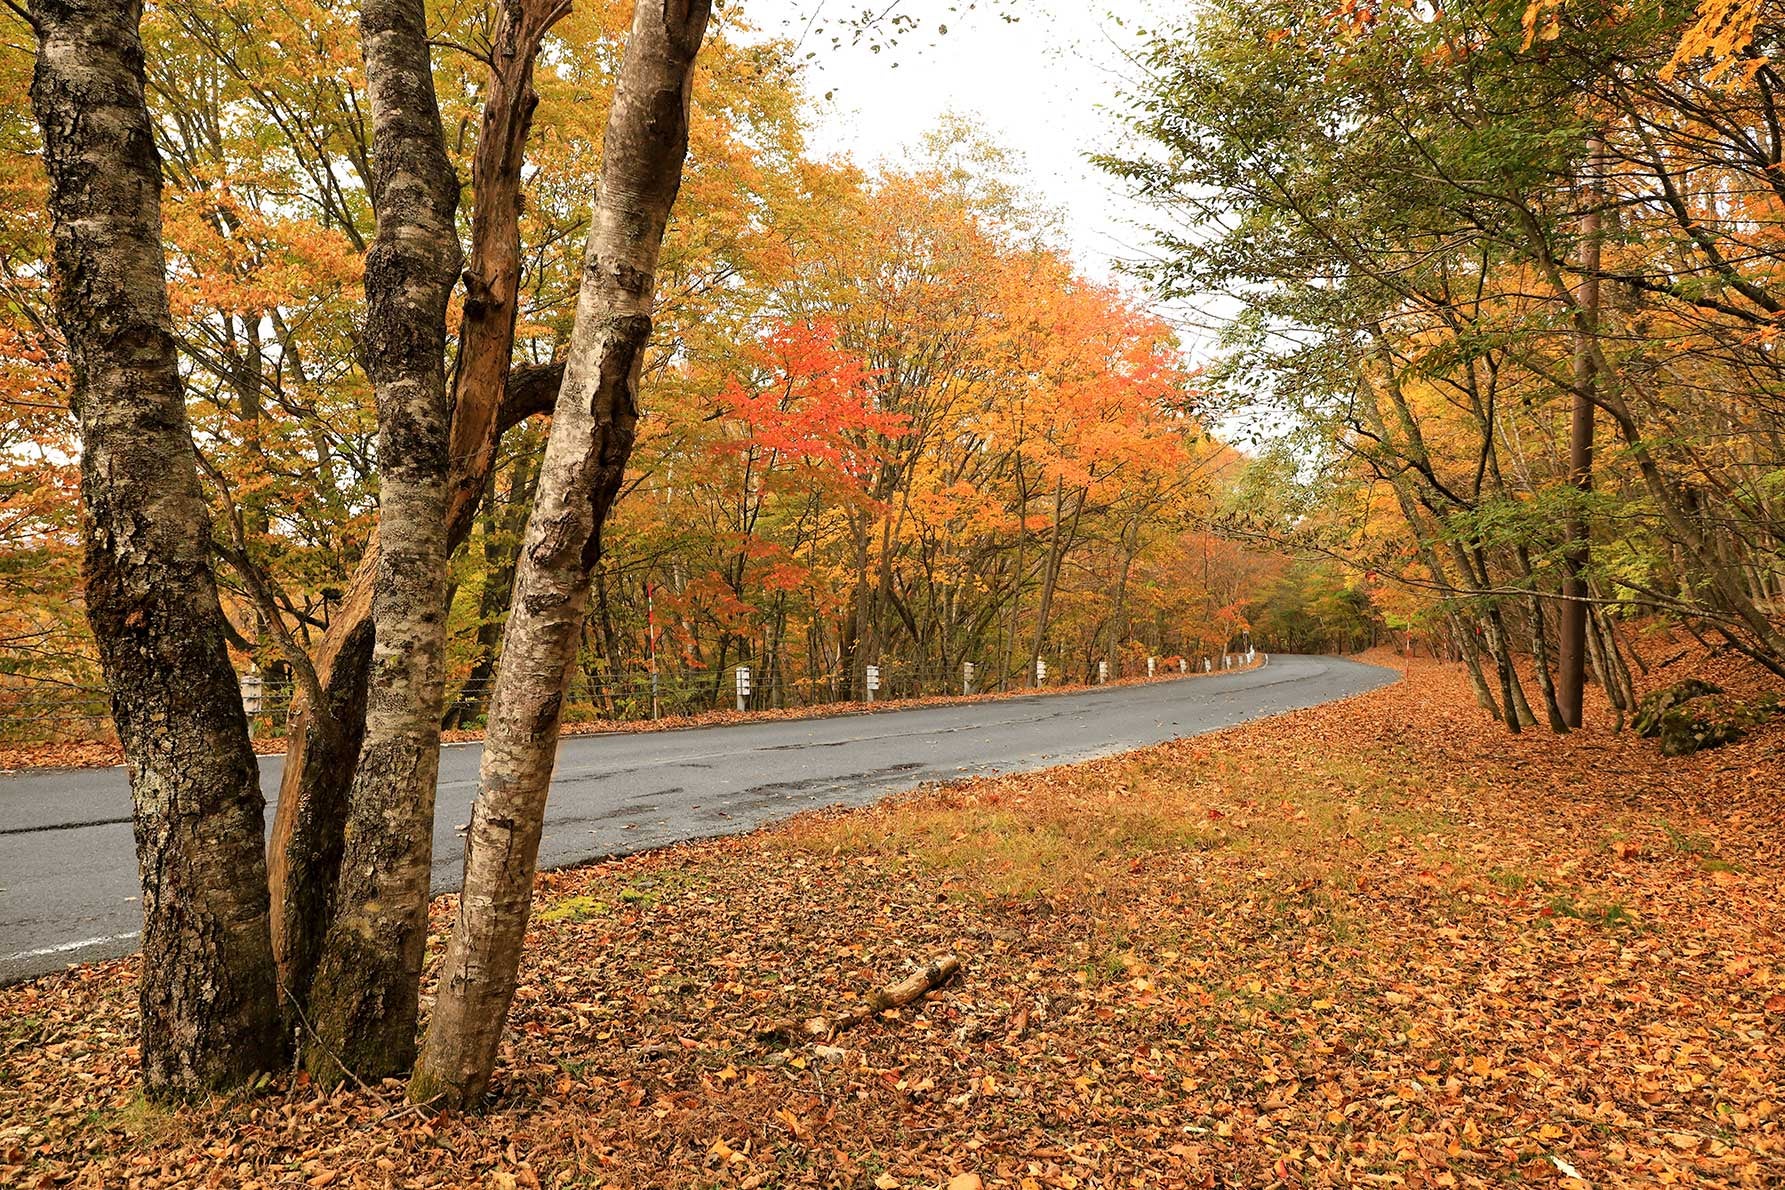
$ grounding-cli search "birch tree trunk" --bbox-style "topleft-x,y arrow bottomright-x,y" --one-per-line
267,0 -> 568,1017
302,0 -> 462,1082
409,0 -> 712,1110
28,0 -> 281,1095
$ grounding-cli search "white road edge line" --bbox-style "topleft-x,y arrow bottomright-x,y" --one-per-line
3,930 -> 139,962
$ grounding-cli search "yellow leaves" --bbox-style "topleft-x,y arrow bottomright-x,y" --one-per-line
1662,0 -> 1766,83
1518,0 -> 1565,49
707,1136 -> 749,1166
947,1175 -> 984,1190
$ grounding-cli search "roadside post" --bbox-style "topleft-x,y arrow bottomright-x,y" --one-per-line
962,660 -> 975,696
865,664 -> 881,702
647,580 -> 660,719
241,669 -> 263,737
1097,660 -> 1108,684
1147,656 -> 1156,678
1035,658 -> 1047,687
735,665 -> 750,712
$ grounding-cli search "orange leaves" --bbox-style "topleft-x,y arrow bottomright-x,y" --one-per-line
5,650 -> 1784,1185
1662,0 -> 1767,83
712,318 -> 907,483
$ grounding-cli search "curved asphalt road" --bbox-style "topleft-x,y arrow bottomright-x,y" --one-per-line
0,654 -> 1393,984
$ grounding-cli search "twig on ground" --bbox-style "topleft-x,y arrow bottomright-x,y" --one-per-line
757,954 -> 961,1043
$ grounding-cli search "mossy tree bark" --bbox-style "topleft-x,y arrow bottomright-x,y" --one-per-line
27,0 -> 281,1096
267,0 -> 568,1026
302,0 -> 462,1082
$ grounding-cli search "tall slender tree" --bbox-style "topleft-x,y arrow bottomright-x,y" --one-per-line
1558,132 -> 1603,730
301,0 -> 463,1081
409,0 -> 713,1109
268,0 -> 569,1024
26,0 -> 280,1095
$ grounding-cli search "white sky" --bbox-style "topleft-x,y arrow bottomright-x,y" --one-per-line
741,0 -> 1175,284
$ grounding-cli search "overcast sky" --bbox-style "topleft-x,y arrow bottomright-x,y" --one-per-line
741,0 -> 1174,283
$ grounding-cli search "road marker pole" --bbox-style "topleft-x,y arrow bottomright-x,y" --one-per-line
735,666 -> 750,712
865,664 -> 880,702
962,660 -> 975,696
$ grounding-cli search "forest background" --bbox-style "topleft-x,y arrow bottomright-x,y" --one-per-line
0,0 -> 1350,752
1,0 -> 1781,744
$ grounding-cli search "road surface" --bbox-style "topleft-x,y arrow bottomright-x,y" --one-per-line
0,654 -> 1394,984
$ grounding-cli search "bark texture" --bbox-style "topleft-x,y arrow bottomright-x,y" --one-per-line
28,0 -> 280,1095
303,0 -> 463,1082
1558,134 -> 1603,729
266,0 -> 569,1010
409,0 -> 712,1110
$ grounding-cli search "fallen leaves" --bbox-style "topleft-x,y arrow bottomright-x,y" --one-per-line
2,650 -> 1780,1188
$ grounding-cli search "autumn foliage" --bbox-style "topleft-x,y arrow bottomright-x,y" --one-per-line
0,4 -> 1262,748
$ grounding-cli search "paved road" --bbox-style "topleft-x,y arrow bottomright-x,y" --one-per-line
0,654 -> 1393,983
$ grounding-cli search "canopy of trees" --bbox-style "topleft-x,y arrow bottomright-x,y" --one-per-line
1100,0 -> 1785,730
0,2 -> 1279,756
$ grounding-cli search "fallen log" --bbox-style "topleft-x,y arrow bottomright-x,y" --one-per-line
757,954 -> 961,1043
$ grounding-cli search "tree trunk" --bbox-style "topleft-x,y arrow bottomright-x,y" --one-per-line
409,0 -> 712,1110
265,0 -> 567,1008
1558,132 -> 1602,728
302,0 -> 463,1083
28,0 -> 281,1095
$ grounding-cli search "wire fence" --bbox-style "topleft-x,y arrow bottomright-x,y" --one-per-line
0,647 -> 1259,748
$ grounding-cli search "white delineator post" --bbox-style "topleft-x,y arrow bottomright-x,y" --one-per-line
646,580 -> 660,720
962,660 -> 975,696
1035,658 -> 1047,687
865,664 -> 880,702
1147,656 -> 1156,678
1181,659 -> 1189,674
735,665 -> 750,712
1097,660 -> 1108,684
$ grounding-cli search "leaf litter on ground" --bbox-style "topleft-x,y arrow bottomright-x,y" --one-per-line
1,649 -> 1780,1188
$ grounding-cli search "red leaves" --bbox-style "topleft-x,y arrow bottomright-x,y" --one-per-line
712,319 -> 907,483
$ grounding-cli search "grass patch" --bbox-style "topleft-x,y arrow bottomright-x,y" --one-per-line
537,895 -> 612,923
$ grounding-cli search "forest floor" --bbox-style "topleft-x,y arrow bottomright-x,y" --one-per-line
2,649 -> 1780,1189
